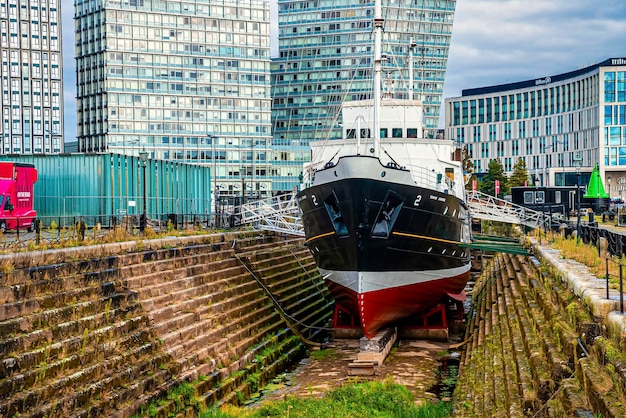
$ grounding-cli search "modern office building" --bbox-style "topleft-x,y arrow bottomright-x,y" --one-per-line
271,0 -> 457,192
75,0 -> 272,199
445,57 -> 626,200
0,0 -> 64,154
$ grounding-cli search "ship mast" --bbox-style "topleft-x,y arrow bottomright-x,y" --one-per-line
373,0 -> 383,157
409,37 -> 416,100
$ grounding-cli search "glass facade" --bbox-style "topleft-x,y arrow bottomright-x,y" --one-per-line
75,0 -> 272,198
271,0 -> 456,192
603,71 -> 626,166
0,0 -> 64,154
444,60 -> 626,187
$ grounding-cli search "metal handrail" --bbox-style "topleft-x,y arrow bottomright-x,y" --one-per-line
240,192 -> 304,236
466,190 -> 549,229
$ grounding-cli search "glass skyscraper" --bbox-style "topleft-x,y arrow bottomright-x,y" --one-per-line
75,0 -> 272,198
271,0 -> 457,192
0,0 -> 64,154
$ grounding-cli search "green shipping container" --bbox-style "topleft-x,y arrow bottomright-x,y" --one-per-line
0,153 -> 212,227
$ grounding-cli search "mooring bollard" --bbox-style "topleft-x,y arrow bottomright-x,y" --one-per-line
606,256 -> 610,300
619,260 -> 624,315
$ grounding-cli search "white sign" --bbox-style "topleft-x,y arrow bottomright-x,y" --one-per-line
128,200 -> 136,207
535,76 -> 552,86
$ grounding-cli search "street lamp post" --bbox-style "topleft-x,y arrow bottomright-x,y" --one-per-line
545,140 -> 567,185
208,134 -> 217,195
574,154 -> 583,244
207,134 -> 221,223
241,166 -> 246,204
139,149 -> 149,232
250,140 -> 254,199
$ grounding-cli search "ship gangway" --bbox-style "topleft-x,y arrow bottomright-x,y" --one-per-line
466,190 -> 550,230
240,190 -> 551,235
239,192 -> 304,236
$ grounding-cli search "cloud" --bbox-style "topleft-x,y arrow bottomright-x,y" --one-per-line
443,0 -> 626,104
60,1 -> 626,136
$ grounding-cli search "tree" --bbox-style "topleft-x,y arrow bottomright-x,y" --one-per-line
461,147 -> 476,191
508,158 -> 529,188
480,158 -> 508,197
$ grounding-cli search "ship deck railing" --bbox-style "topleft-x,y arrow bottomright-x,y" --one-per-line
401,163 -> 461,197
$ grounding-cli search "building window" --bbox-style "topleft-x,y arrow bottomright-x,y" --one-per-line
605,71 -> 616,103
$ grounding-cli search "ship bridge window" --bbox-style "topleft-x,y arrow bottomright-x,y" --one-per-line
346,129 -> 356,139
371,191 -> 404,238
407,128 -> 418,138
324,191 -> 348,237
380,128 -> 388,138
392,128 -> 403,138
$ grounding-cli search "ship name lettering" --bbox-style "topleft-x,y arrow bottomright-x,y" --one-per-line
429,195 -> 438,200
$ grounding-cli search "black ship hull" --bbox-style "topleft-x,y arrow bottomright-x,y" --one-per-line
297,156 -> 472,337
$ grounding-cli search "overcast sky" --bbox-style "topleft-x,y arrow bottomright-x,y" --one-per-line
61,0 -> 626,142
444,0 -> 626,101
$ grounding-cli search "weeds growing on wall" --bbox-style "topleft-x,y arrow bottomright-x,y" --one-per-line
539,230 -> 622,290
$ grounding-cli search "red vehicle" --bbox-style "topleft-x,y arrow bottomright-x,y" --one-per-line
0,162 -> 37,232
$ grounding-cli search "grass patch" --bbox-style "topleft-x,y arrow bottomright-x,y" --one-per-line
309,348 -> 338,361
198,378 -> 452,418
541,230 -> 624,290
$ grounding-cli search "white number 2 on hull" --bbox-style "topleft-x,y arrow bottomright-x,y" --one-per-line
312,194 -> 318,206
414,195 -> 422,206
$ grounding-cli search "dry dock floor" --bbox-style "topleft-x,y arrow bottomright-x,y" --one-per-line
256,337 -> 457,406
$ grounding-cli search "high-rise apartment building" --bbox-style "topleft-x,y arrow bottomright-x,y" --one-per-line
271,0 -> 457,192
0,0 -> 63,154
75,0 -> 272,198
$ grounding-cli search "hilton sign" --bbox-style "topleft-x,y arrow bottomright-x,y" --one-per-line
535,77 -> 552,86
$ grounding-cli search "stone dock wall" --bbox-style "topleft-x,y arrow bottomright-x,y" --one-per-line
0,230 -> 333,417
5,228 -> 626,417
455,241 -> 626,417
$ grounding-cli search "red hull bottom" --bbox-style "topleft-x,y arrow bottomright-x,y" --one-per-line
327,270 -> 470,339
